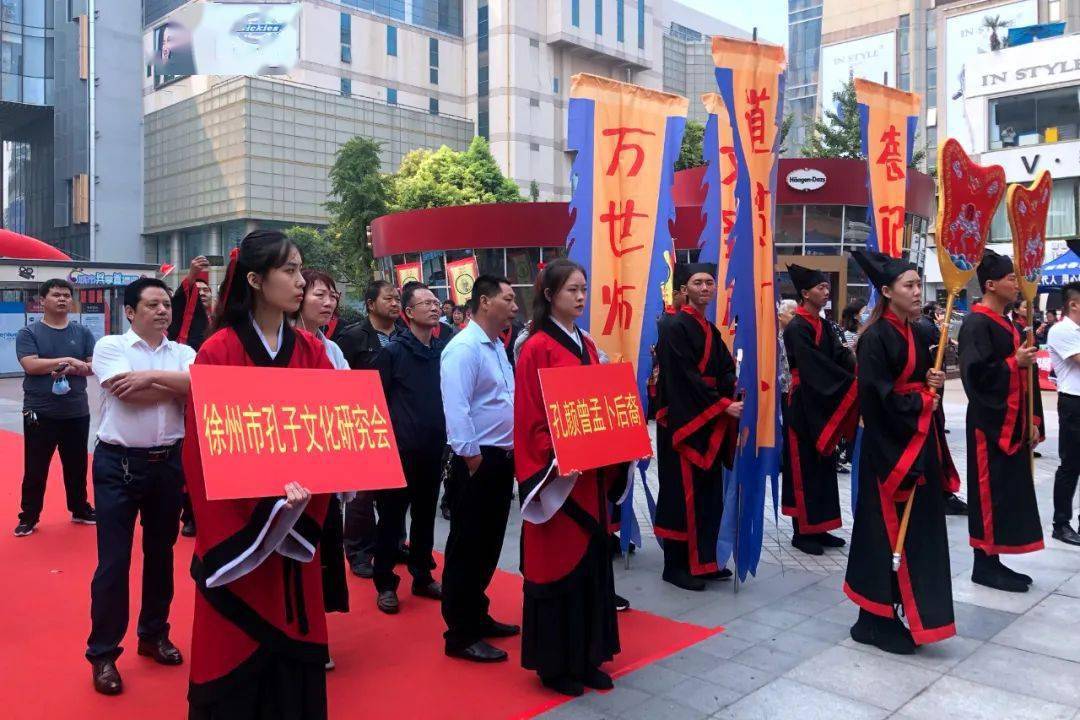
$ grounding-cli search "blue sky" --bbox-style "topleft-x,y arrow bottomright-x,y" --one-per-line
677,0 -> 789,47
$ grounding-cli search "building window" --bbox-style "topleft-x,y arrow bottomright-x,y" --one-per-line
988,86 -> 1080,149
617,0 -> 624,42
429,97 -> 439,115
638,0 -> 645,49
553,77 -> 560,94
478,110 -> 489,139
478,4 -> 488,52
595,0 -> 602,35
925,8 -> 936,109
572,0 -> 579,28
387,87 -> 398,104
340,77 -> 351,97
340,12 -> 351,45
387,25 -> 397,56
429,37 -> 438,85
478,65 -> 489,96
530,142 -> 540,152
530,38 -> 539,48
530,97 -> 540,107
341,45 -> 352,63
992,179 -> 1077,240
430,67 -> 439,84
1049,0 -> 1062,21
898,14 -> 910,91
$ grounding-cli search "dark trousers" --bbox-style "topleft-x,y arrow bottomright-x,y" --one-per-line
1054,393 -> 1080,526
441,447 -> 515,651
19,412 -> 91,524
86,442 -> 183,662
343,492 -> 376,566
373,449 -> 443,592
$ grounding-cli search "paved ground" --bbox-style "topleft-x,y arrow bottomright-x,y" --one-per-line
3,378 -> 1079,719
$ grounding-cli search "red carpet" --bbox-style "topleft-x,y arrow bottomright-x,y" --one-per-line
0,430 -> 721,719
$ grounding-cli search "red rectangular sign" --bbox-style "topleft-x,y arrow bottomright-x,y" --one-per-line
190,364 -> 407,500
538,362 -> 652,473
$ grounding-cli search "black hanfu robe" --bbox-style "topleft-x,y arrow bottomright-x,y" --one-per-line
844,309 -> 959,645
168,275 -> 210,351
654,305 -> 738,575
182,322 -> 334,719
959,305 -> 1045,555
782,306 -> 858,533
515,319 -> 626,680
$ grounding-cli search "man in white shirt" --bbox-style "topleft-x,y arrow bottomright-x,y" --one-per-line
85,278 -> 196,696
1048,281 -> 1080,546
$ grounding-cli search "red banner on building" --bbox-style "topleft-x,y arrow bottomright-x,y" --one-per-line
538,362 -> 652,474
394,262 -> 422,288
190,365 -> 407,500
446,255 -> 479,305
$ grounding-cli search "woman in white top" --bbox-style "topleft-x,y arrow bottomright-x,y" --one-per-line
293,267 -> 350,667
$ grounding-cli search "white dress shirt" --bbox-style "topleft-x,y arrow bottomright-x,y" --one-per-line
93,329 -> 197,447
1048,315 -> 1080,396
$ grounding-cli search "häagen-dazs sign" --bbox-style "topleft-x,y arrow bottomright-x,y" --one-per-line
786,168 -> 827,191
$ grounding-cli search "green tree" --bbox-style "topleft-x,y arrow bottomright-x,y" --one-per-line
529,180 -> 540,202
804,78 -> 927,169
676,119 -> 705,171
321,136 -> 390,289
285,226 -> 337,275
389,136 -> 523,212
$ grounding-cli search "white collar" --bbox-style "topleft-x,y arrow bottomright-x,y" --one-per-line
251,316 -> 284,359
124,328 -> 170,352
550,317 -> 581,347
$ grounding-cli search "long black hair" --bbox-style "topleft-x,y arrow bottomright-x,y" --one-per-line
211,230 -> 298,332
530,258 -> 587,332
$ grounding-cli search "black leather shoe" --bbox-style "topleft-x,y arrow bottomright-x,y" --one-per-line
662,568 -> 706,591
1053,524 -> 1080,547
581,667 -> 613,690
972,553 -> 1029,593
791,534 -> 824,556
377,590 -> 400,614
850,610 -> 915,655
996,559 -> 1033,586
446,640 -> 508,663
350,557 -> 374,579
481,618 -> 521,638
614,593 -> 630,611
92,659 -> 123,695
137,636 -> 183,665
701,568 -> 734,580
816,532 -> 847,548
541,675 -> 584,696
412,580 -> 442,600
180,520 -> 196,538
944,493 -> 969,516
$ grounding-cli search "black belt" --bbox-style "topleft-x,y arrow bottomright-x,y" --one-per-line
97,440 -> 181,462
478,445 -> 514,460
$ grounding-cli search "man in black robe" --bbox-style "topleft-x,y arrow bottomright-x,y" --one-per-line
959,249 -> 1044,592
654,263 -> 742,591
782,265 -> 858,555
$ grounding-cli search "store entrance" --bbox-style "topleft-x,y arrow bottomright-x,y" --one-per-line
776,255 -> 847,322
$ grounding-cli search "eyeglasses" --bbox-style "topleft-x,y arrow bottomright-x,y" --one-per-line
409,299 -> 441,309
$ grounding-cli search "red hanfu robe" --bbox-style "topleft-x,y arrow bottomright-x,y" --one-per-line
653,305 -> 738,575
183,321 -> 334,717
959,305 -> 1045,554
782,306 -> 858,533
844,310 -> 959,645
515,319 -> 625,680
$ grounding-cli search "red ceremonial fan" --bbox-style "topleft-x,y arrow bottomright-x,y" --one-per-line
1009,171 -> 1052,292
160,263 -> 175,279
936,138 -> 1006,279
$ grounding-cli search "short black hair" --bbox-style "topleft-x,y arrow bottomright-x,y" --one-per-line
1063,282 -> 1080,307
124,277 -> 170,310
39,278 -> 74,298
469,274 -> 512,314
364,279 -> 393,308
442,299 -> 454,308
402,282 -> 430,309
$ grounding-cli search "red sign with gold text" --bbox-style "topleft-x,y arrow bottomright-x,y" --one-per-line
538,362 -> 652,473
190,365 -> 407,500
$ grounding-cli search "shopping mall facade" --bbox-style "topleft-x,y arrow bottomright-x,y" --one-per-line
371,157 -> 935,317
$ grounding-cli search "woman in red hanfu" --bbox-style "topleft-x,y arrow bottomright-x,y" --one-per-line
183,230 -> 335,719
515,259 -> 628,697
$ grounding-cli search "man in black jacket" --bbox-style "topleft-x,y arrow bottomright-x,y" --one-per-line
336,280 -> 403,577
371,282 -> 449,613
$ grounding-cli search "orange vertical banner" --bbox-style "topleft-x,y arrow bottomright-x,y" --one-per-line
855,79 -> 921,258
